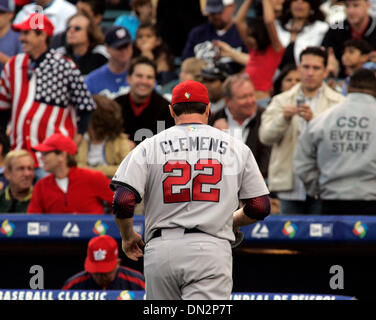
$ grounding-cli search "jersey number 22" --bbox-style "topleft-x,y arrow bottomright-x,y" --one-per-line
162,159 -> 222,203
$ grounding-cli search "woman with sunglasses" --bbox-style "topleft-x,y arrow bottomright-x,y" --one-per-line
57,11 -> 109,77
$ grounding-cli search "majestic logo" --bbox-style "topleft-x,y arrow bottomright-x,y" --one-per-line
0,220 -> 15,237
93,249 -> 107,261
62,222 -> 80,238
184,92 -> 191,99
353,221 -> 367,239
282,221 -> 297,238
117,290 -> 135,300
93,220 -> 108,235
251,223 -> 269,238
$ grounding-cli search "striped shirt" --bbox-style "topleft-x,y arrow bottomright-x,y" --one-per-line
0,49 -> 95,166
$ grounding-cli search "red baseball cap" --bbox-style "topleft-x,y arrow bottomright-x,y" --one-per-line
32,133 -> 77,155
12,13 -> 54,37
84,235 -> 119,273
171,80 -> 210,106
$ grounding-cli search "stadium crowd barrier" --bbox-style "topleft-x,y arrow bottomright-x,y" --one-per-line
0,214 -> 375,243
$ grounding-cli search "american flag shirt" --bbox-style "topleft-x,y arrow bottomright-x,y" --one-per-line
0,49 -> 95,166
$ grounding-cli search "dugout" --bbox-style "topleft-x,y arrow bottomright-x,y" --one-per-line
0,214 -> 375,299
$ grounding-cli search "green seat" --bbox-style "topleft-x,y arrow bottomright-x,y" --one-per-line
101,9 -> 129,28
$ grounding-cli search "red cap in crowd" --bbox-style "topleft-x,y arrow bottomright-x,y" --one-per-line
12,13 -> 54,37
32,133 -> 77,155
171,80 -> 210,106
84,235 -> 119,273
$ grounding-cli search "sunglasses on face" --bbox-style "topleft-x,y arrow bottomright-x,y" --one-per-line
67,25 -> 83,32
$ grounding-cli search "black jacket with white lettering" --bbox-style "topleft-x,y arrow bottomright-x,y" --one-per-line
62,266 -> 145,290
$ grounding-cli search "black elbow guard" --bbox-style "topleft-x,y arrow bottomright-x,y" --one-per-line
112,185 -> 137,219
243,195 -> 271,220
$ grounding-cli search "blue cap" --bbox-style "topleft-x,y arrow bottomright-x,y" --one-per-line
206,0 -> 234,14
105,26 -> 132,49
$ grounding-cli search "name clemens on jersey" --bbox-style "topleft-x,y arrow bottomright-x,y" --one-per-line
159,136 -> 229,155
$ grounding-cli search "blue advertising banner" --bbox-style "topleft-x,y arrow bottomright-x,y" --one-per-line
241,215 -> 376,242
0,214 -> 376,243
0,214 -> 144,240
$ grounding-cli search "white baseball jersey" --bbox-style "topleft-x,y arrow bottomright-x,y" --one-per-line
112,123 -> 269,242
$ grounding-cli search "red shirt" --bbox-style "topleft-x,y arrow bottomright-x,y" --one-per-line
27,167 -> 114,214
129,94 -> 152,117
350,17 -> 370,39
245,46 -> 285,92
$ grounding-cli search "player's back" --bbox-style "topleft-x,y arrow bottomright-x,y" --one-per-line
116,123 -> 266,242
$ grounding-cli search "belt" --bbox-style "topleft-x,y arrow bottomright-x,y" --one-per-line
150,228 -> 202,240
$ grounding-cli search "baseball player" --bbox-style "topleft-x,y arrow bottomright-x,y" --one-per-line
111,80 -> 270,300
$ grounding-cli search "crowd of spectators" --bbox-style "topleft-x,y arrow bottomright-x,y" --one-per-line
1,0 -> 376,217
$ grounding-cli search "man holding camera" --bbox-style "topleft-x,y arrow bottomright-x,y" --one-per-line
259,47 -> 344,214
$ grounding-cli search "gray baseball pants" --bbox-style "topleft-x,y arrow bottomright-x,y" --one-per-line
144,227 -> 233,300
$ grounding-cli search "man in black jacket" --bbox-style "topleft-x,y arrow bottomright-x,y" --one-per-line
62,235 -> 145,290
115,56 -> 175,144
322,0 -> 376,78
209,73 -> 271,178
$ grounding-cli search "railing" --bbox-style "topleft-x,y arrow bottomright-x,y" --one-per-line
1,214 -> 375,243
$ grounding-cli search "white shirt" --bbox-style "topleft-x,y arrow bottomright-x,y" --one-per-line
276,20 -> 329,66
225,107 -> 256,143
55,176 -> 68,193
14,0 -> 77,35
